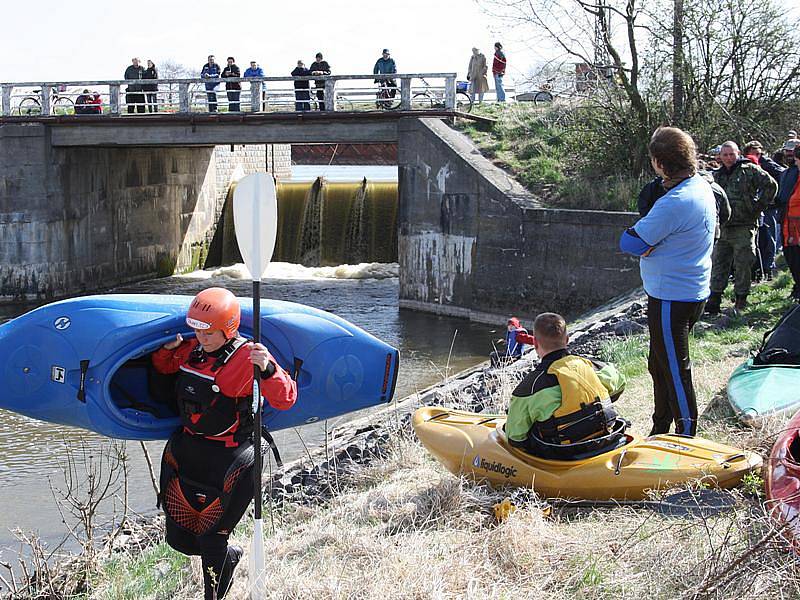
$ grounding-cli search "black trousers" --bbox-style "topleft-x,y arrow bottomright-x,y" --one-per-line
162,434 -> 255,599
125,91 -> 145,113
785,246 -> 800,295
647,295 -> 705,436
145,92 -> 158,112
315,88 -> 325,111
227,90 -> 240,112
206,90 -> 218,112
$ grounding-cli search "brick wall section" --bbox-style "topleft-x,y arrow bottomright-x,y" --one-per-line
397,117 -> 641,323
0,123 -> 292,302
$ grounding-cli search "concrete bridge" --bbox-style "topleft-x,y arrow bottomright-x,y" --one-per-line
0,74 -> 640,323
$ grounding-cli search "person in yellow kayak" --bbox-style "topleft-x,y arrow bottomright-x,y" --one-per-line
505,312 -> 627,459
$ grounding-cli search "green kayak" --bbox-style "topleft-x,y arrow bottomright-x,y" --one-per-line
727,358 -> 800,425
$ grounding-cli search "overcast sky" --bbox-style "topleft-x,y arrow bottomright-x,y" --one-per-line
3,1 -> 796,87
0,0 -> 540,85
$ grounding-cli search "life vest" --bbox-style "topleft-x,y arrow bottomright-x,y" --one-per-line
530,355 -> 617,446
176,337 -> 254,447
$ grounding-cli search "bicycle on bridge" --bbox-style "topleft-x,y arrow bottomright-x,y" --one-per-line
17,85 -> 75,115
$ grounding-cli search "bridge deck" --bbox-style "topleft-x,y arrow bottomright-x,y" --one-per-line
0,109 -> 487,146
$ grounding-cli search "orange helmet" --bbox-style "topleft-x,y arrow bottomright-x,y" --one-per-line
186,287 -> 241,338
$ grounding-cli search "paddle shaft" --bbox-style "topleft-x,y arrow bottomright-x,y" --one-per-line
252,279 -> 262,521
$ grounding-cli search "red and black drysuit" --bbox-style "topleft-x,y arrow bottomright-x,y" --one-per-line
152,337 -> 297,599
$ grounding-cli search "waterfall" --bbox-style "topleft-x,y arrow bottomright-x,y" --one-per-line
209,177 -> 398,268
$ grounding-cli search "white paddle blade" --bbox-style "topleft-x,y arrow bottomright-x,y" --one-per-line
249,519 -> 266,599
233,173 -> 278,281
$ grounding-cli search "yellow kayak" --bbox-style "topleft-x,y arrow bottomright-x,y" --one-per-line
412,406 -> 762,500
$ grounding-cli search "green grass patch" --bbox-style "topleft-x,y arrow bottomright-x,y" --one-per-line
457,103 -> 644,211
93,542 -> 190,600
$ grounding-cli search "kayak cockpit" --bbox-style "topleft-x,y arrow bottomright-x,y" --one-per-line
108,354 -> 179,421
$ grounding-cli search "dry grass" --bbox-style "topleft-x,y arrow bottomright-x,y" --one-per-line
59,279 -> 800,600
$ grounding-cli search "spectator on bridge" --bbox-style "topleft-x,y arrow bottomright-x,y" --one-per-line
222,57 -> 241,112
244,61 -> 265,110
492,42 -> 507,103
88,91 -> 103,114
373,49 -> 397,106
291,60 -> 312,112
74,89 -> 94,115
124,57 -> 145,114
143,60 -> 159,113
467,48 -> 489,104
309,52 -> 331,111
244,61 -> 264,78
201,55 -> 221,112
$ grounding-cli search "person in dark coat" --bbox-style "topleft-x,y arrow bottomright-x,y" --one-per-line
744,140 -> 786,280
124,58 -> 145,114
309,52 -> 331,111
222,57 -> 241,112
291,60 -> 311,112
75,89 -> 93,115
201,55 -> 221,112
143,60 -> 159,113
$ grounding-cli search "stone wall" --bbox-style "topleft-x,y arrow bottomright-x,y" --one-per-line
397,117 -> 641,323
0,122 -> 291,302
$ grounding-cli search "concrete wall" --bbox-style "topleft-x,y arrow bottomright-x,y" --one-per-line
0,123 -> 290,302
397,117 -> 641,323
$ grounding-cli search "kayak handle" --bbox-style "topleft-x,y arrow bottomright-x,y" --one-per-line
76,359 -> 90,403
614,449 -> 627,476
719,453 -> 746,469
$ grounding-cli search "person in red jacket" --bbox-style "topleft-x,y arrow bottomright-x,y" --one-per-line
492,42 -> 507,103
152,287 -> 297,600
490,316 -> 533,367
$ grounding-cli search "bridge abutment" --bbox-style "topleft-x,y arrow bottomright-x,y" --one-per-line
397,117 -> 641,323
0,123 -> 289,301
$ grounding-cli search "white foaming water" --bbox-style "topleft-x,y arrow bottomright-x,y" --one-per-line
177,261 -> 400,281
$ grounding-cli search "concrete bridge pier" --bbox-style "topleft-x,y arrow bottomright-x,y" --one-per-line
0,122 -> 289,302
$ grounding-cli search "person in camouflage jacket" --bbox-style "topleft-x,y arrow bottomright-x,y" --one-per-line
707,141 -> 778,313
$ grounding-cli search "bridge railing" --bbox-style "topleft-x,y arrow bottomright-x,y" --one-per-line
0,73 -> 461,117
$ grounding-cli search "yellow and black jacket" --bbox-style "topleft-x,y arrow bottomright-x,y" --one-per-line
506,348 -> 626,458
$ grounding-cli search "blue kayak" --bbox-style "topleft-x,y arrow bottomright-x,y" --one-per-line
0,295 -> 399,440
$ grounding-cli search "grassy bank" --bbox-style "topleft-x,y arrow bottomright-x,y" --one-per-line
29,275 -> 800,599
457,104 -> 646,212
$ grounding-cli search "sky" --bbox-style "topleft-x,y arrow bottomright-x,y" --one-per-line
0,0 -> 541,87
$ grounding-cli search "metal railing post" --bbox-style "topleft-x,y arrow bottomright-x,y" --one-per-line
444,75 -> 456,110
110,85 -> 120,115
40,85 -> 52,116
400,77 -> 411,110
325,79 -> 336,111
250,81 -> 261,112
179,82 -> 190,113
1,85 -> 11,116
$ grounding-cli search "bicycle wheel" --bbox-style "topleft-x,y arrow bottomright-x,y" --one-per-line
412,92 -> 435,110
534,91 -> 554,104
456,91 -> 473,113
52,96 -> 74,115
18,96 -> 41,116
335,95 -> 354,111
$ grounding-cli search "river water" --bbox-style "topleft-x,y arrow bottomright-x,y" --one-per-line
0,261 -> 495,564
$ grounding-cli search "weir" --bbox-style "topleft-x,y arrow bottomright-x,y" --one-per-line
213,178 -> 398,267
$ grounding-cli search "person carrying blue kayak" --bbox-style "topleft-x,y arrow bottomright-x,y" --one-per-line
506,312 -> 627,459
152,287 -> 297,600
620,126 -> 715,437
490,316 -> 533,367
